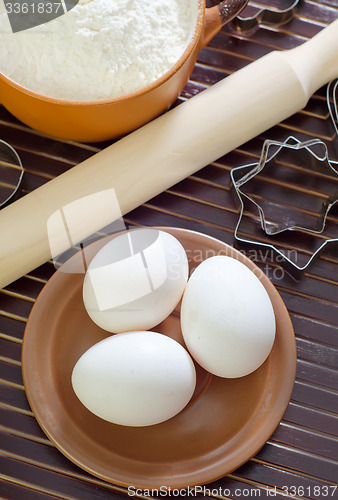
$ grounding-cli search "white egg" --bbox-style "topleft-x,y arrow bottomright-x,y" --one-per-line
71,331 -> 196,426
83,228 -> 188,333
181,256 -> 276,378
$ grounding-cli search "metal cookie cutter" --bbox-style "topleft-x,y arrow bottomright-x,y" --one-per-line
230,136 -> 338,272
0,140 -> 24,208
211,0 -> 300,32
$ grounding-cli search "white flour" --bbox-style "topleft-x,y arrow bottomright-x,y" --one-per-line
0,0 -> 198,100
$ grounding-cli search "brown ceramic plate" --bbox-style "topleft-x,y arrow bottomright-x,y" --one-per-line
22,227 -> 296,489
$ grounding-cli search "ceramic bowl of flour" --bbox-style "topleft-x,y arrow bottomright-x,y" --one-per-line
0,0 -> 247,142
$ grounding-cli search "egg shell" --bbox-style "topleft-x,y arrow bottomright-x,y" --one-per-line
83,228 -> 189,333
181,256 -> 276,378
71,331 -> 196,427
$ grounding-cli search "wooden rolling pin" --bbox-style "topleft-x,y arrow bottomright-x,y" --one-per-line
1,19 -> 338,289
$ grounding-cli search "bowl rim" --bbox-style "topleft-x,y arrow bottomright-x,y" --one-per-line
0,0 -> 205,106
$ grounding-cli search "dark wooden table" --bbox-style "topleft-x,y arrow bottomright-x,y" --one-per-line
1,1 -> 337,499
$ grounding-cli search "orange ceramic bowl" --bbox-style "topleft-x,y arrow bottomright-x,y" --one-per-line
0,0 -> 247,142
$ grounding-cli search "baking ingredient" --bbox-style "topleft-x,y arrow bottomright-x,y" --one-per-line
181,256 -> 276,378
83,228 -> 189,332
0,0 -> 198,100
71,331 -> 196,426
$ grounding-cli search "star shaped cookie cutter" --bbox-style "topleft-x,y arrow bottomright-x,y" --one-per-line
230,136 -> 338,272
